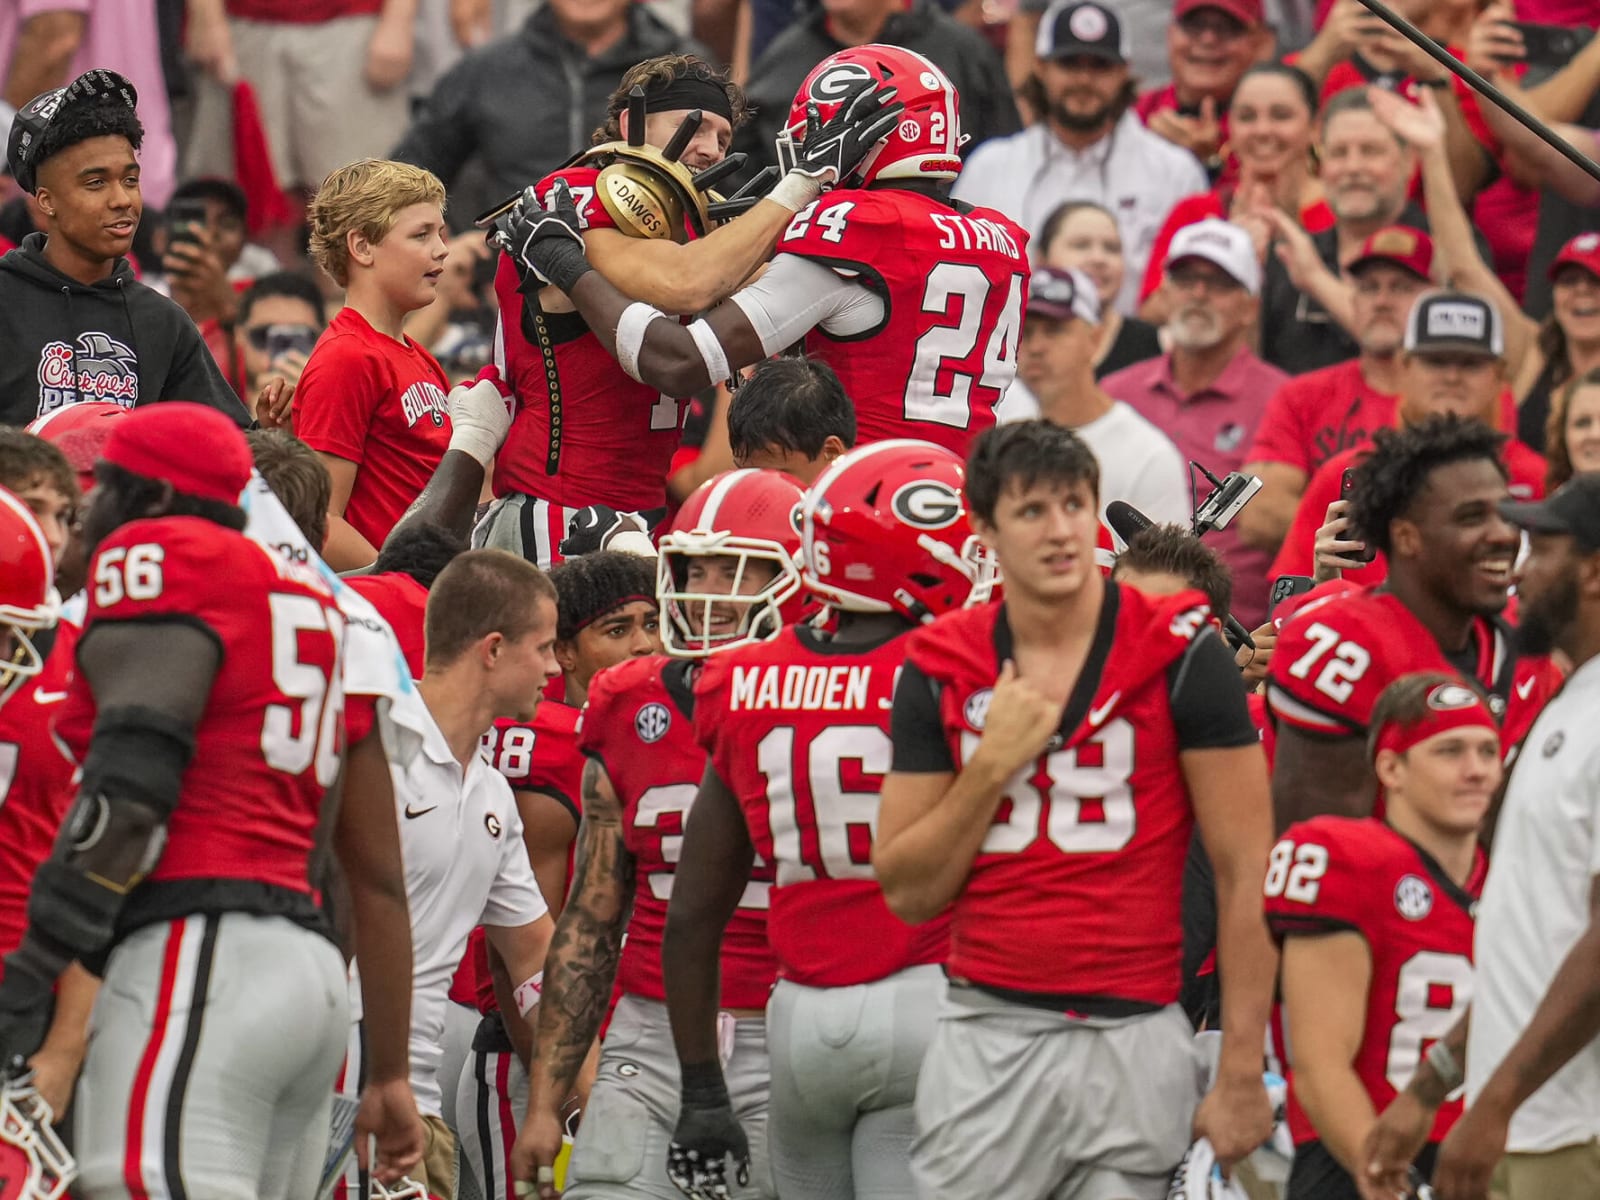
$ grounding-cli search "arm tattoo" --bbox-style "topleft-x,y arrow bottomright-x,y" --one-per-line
533,759 -> 636,1098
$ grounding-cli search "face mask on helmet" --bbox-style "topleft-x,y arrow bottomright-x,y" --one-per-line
776,45 -> 965,188
961,534 -> 1002,607
369,1179 -> 432,1200
657,469 -> 806,658
0,1073 -> 75,1200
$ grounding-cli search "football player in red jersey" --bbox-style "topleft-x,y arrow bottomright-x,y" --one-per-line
499,45 -> 1030,461
1268,415 -> 1562,831
659,440 -> 980,1200
455,550 -> 661,1200
875,420 -> 1277,1199
511,469 -> 805,1200
476,54 -> 901,566
0,403 -> 420,1195
1267,673 -> 1498,1200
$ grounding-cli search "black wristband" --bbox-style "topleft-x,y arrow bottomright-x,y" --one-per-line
680,1059 -> 731,1107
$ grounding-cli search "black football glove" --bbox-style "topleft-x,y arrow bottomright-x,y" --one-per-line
559,505 -> 660,558
490,180 -> 593,294
790,80 -> 905,186
667,1063 -> 749,1200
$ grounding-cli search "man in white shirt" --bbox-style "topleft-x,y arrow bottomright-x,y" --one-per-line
387,548 -> 560,1199
1359,474 -> 1600,1200
953,0 -> 1206,315
1002,265 -> 1191,529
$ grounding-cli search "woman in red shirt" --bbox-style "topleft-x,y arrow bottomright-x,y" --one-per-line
1141,63 -> 1332,322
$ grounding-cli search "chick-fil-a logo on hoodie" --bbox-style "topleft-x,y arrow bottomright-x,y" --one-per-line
36,333 -> 139,416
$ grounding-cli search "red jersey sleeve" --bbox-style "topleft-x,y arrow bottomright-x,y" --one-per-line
534,166 -> 616,233
1264,816 -> 1373,940
293,330 -> 386,465
1268,592 -> 1389,735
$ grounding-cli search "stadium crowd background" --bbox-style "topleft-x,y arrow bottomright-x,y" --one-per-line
0,0 -> 1599,1199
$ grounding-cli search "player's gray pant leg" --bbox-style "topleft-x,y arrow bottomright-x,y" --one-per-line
563,995 -> 774,1200
766,965 -> 943,1200
912,991 -> 1201,1200
455,1022 -> 528,1200
74,913 -> 350,1200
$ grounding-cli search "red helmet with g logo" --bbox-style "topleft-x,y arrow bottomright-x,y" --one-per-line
801,439 -> 980,623
0,487 -> 57,708
779,45 -> 963,187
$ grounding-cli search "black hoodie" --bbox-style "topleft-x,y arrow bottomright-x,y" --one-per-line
0,233 -> 249,429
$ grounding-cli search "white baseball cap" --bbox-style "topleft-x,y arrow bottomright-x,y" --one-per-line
1164,218 -> 1260,297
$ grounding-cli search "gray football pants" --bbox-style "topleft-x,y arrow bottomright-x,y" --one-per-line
766,964 -> 944,1200
74,912 -> 350,1200
563,994 -> 776,1200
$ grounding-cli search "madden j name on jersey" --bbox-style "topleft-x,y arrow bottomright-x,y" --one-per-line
728,663 -> 882,712
930,212 -> 1024,260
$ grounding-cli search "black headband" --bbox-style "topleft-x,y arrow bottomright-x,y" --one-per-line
643,75 -> 734,122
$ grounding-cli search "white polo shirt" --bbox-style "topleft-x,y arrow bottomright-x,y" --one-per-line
1467,653 -> 1600,1152
389,698 -> 549,1117
951,117 -> 1208,316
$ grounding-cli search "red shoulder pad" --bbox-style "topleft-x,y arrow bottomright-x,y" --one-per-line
577,654 -> 665,758
535,166 -> 614,233
1267,588 -> 1393,736
86,516 -> 262,627
1264,815 -> 1390,940
906,604 -> 997,683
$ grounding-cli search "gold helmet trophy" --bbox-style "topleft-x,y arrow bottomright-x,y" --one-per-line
476,86 -> 779,243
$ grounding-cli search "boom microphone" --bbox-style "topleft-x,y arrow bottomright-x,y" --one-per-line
1103,501 -> 1256,652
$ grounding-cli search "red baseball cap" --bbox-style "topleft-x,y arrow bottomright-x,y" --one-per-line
1549,231 -> 1600,281
1174,0 -> 1264,26
102,402 -> 252,505
1347,225 -> 1434,282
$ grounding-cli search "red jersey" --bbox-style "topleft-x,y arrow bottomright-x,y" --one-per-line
1267,584 -> 1561,759
450,700 -> 587,1013
0,610 -> 81,970
294,307 -> 452,548
895,586 -> 1260,1007
1244,359 -> 1396,477
1270,439 -> 1546,588
57,518 -> 345,898
580,655 -> 777,1009
346,571 -> 428,679
775,189 -> 1029,455
493,165 -> 689,512
1266,816 -> 1481,1147
694,625 -> 948,989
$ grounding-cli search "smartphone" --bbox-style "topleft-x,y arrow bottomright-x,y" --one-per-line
1509,21 -> 1593,66
1340,468 -> 1378,563
1268,575 -> 1315,620
166,197 -> 209,248
263,324 -> 319,361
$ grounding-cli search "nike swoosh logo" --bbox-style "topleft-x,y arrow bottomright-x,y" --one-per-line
32,690 -> 68,704
1087,690 -> 1121,728
404,803 -> 438,819
1515,678 -> 1534,701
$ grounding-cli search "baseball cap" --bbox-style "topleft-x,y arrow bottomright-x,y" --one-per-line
1498,472 -> 1600,552
1174,0 -> 1264,26
1402,291 -> 1504,359
1548,231 -> 1600,282
102,402 -> 252,505
7,69 -> 138,194
1026,266 -> 1100,324
1347,225 -> 1434,282
1164,217 -> 1260,296
1036,0 -> 1129,64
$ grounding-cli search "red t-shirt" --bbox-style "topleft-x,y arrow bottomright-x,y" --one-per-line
346,571 -> 428,679
1270,438 -> 1546,587
1140,191 -> 1334,304
294,307 -> 451,549
226,0 -> 382,21
1244,359 -> 1396,477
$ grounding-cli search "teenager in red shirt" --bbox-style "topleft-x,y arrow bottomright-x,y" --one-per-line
294,159 -> 453,569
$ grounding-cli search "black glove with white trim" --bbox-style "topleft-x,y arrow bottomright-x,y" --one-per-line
490,181 -> 593,294
667,1062 -> 749,1200
790,80 -> 905,185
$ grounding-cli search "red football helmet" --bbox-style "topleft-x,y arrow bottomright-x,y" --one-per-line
778,45 -> 964,187
0,1070 -> 75,1200
658,469 -> 805,657
801,439 -> 980,622
0,488 -> 57,708
26,401 -> 127,492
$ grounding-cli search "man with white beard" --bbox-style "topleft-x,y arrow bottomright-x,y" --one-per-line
1102,217 -> 1289,627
